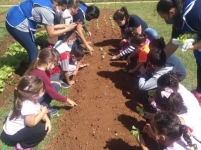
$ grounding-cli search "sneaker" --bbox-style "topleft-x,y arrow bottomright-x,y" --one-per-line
61,82 -> 71,88
191,89 -> 201,106
48,108 -> 58,116
14,143 -> 35,150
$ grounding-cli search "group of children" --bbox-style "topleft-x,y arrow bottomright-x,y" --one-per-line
112,8 -> 201,149
1,2 -> 201,150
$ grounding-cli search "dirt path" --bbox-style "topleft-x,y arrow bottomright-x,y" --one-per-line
44,9 -> 157,150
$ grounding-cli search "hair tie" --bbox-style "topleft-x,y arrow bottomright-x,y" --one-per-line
161,87 -> 173,98
23,86 -> 29,91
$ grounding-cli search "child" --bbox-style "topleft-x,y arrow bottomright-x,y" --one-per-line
149,37 -> 186,81
138,48 -> 173,91
25,48 -> 77,116
154,87 -> 201,143
127,33 -> 150,73
111,27 -> 136,60
0,76 -> 51,149
141,112 -> 200,150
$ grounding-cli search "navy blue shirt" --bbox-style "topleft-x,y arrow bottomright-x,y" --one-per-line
72,2 -> 87,24
120,14 -> 148,31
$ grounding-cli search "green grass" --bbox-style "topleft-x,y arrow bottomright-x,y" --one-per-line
0,8 -> 9,41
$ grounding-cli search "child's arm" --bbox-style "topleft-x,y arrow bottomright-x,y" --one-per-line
111,54 -> 121,60
83,25 -> 91,36
127,51 -> 137,64
42,114 -> 52,134
138,76 -> 157,91
129,62 -> 144,73
76,23 -> 93,51
72,61 -> 81,76
24,105 -> 48,127
64,71 -> 75,85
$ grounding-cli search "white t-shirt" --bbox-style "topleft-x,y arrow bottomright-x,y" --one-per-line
54,40 -> 71,54
60,9 -> 73,25
3,100 -> 40,135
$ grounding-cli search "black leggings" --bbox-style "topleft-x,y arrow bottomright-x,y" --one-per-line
196,61 -> 201,93
1,121 -> 47,148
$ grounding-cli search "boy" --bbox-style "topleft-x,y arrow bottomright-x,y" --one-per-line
138,48 -> 173,91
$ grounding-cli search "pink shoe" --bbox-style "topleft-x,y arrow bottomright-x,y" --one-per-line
191,89 -> 201,106
14,143 -> 35,150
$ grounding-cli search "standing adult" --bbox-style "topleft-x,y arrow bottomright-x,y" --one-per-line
113,7 -> 158,46
156,0 -> 201,103
71,1 -> 100,51
6,0 -> 77,62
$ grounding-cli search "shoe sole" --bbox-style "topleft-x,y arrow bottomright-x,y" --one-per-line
61,85 -> 71,89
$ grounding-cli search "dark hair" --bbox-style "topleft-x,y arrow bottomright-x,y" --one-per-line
67,0 -> 79,9
63,30 -> 78,41
10,76 -> 44,120
156,0 -> 184,28
153,112 -> 197,149
113,7 -> 130,23
155,88 -> 187,114
148,48 -> 166,67
124,27 -> 137,40
71,45 -> 84,58
52,0 -> 67,6
157,72 -> 179,91
86,5 -> 100,19
149,37 -> 166,50
130,33 -> 146,46
25,48 -> 58,75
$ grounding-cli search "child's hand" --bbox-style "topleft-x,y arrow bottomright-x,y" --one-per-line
86,44 -> 94,52
72,70 -> 78,76
67,98 -> 77,106
41,105 -> 48,114
143,124 -> 155,139
45,120 -> 52,134
140,66 -> 146,74
69,80 -> 75,85
111,55 -> 120,60
128,69 -> 135,73
86,31 -> 92,36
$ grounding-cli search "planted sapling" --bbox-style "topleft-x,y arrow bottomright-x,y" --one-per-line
121,67 -> 127,72
98,65 -> 103,69
130,125 -> 140,142
136,106 -> 144,117
99,47 -> 103,51
86,63 -> 89,67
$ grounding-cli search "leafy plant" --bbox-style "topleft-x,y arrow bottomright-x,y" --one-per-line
98,65 -> 103,69
89,50 -> 93,55
136,106 -> 144,117
121,67 -> 127,72
99,47 -> 103,51
86,63 -> 89,67
130,125 -> 140,142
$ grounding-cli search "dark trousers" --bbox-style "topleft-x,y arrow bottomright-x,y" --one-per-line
196,61 -> 201,93
6,22 -> 38,62
1,121 -> 47,148
38,83 -> 61,107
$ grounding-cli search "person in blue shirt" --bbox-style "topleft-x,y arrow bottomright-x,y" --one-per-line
5,0 -> 77,62
156,0 -> 201,105
71,1 -> 100,51
113,6 -> 158,46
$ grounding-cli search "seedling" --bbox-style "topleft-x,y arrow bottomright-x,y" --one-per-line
86,63 -> 89,67
99,47 -> 103,51
96,19 -> 99,23
108,61 -> 112,65
89,50 -> 93,55
130,125 -> 140,142
136,106 -> 144,117
121,67 -> 127,72
101,52 -> 107,59
98,65 -> 103,69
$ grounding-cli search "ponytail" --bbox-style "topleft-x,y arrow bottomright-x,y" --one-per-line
113,6 -> 130,23
180,125 -> 197,150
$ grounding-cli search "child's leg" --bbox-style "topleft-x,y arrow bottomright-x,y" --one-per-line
1,121 -> 47,148
50,73 -> 60,82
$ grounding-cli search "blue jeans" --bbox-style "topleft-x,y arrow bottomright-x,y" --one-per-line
144,27 -> 158,41
6,22 -> 38,62
38,83 -> 61,107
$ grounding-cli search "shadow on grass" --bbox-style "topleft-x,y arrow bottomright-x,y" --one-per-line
104,138 -> 140,150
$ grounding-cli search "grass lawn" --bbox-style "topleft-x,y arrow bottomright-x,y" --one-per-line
0,2 -> 197,150
0,8 -> 9,41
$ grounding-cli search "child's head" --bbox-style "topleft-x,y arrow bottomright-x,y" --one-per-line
25,48 -> 58,75
152,112 -> 196,148
63,30 -> 78,44
84,4 -> 100,21
124,27 -> 137,43
148,48 -> 166,69
66,0 -> 79,15
157,72 -> 179,91
10,76 -> 44,120
130,33 -> 147,50
149,37 -> 166,50
154,87 -> 187,114
71,45 -> 84,61
52,0 -> 67,11
113,7 -> 129,26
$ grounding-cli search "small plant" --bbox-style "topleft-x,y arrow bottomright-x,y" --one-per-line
130,125 -> 140,142
121,67 -> 127,72
86,63 -> 89,67
136,106 -> 144,117
101,52 -> 106,59
89,50 -> 93,55
108,61 -> 112,65
99,47 -> 103,51
98,65 -> 103,69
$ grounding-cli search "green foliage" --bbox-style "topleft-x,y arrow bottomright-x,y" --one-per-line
177,33 -> 198,44
130,125 -> 140,142
136,106 -> 144,117
35,30 -> 48,44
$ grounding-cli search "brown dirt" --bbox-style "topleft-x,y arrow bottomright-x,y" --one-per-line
44,9 -> 157,150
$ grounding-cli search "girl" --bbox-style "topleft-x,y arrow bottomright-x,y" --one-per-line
154,86 -> 201,143
111,27 -> 136,60
141,112 -> 200,150
127,33 -> 150,73
0,76 -> 51,150
6,0 -> 77,62
149,37 -> 186,81
25,48 -> 77,116
113,6 -> 158,47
